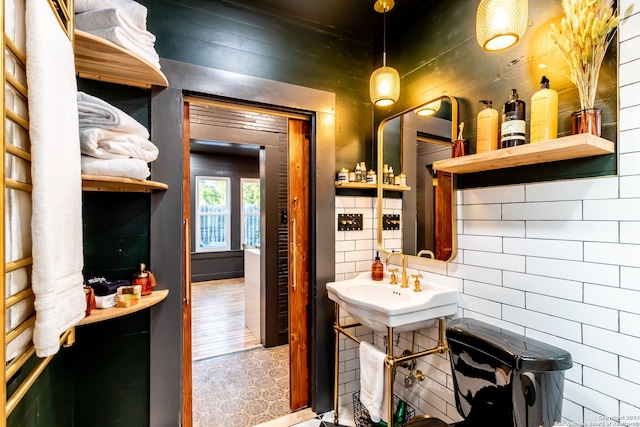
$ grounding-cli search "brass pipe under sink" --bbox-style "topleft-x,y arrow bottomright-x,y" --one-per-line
332,304 -> 448,425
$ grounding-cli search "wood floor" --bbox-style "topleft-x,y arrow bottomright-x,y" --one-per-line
191,278 -> 261,360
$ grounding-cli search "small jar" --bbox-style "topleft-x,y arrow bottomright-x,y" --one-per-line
398,173 -> 407,187
349,171 -> 356,182
366,170 -> 377,184
337,168 -> 349,183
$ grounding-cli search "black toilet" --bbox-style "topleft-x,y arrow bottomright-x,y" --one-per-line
407,318 -> 573,427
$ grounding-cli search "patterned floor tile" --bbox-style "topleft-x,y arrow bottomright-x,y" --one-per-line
193,345 -> 290,427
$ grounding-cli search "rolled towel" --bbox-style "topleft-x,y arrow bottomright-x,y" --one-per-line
75,8 -> 156,47
80,127 -> 159,162
75,0 -> 147,31
81,27 -> 160,69
86,277 -> 130,296
81,156 -> 151,181
77,92 -> 149,139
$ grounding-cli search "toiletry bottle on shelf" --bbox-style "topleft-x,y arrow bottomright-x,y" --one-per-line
530,76 -> 558,143
354,163 -> 362,182
501,88 -> 526,148
476,100 -> 498,153
372,251 -> 384,281
337,168 -> 349,183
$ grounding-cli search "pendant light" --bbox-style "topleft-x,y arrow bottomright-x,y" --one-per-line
370,0 -> 399,107
476,0 -> 528,51
414,99 -> 442,117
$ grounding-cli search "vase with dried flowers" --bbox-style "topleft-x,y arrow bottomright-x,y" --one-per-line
550,0 -> 632,136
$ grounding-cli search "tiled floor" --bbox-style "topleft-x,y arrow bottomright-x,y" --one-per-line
256,407 -> 355,427
193,345 -> 291,426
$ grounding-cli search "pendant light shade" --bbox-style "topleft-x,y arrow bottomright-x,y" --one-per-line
476,0 -> 528,51
370,64 -> 400,107
370,0 -> 399,107
414,98 -> 442,116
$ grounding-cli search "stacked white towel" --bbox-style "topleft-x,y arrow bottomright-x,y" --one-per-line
78,92 -> 158,180
74,0 -> 160,69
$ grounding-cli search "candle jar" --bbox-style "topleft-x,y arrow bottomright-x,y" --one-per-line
132,262 -> 156,296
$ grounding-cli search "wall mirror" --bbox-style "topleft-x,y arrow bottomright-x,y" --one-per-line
377,95 -> 458,262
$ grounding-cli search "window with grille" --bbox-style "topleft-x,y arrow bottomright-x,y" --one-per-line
241,178 -> 260,248
195,176 -> 230,252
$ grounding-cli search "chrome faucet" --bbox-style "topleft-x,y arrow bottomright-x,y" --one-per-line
386,252 -> 408,288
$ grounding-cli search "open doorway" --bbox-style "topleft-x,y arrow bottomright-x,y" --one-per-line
189,141 -> 262,360
184,98 -> 311,425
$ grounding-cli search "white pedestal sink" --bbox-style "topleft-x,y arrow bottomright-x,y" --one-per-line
327,272 -> 458,332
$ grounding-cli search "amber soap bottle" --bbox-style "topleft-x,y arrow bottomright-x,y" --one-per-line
530,76 -> 558,143
476,100 -> 498,153
372,251 -> 384,281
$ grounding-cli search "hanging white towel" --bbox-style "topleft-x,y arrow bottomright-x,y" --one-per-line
359,341 -> 390,423
81,156 -> 151,181
80,128 -> 159,162
26,0 -> 86,357
75,0 -> 148,31
77,91 -> 150,138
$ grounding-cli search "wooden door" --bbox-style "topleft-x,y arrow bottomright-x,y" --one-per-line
435,171 -> 453,260
288,119 -> 310,411
182,102 -> 193,426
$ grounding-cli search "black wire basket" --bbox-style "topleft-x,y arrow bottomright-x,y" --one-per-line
353,390 -> 416,427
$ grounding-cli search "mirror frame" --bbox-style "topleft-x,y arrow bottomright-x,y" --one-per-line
376,96 -> 459,263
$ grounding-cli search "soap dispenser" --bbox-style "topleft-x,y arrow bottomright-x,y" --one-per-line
530,76 -> 558,143
476,100 -> 498,153
500,88 -> 526,148
371,251 -> 384,281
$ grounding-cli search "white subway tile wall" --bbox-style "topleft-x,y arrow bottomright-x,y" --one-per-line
332,3 -> 640,422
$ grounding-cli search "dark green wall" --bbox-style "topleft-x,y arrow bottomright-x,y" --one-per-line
6,347 -> 74,426
143,0 -> 376,172
7,81 -> 153,427
378,0 -> 617,187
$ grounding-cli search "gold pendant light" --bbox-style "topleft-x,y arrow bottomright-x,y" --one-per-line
476,0 -> 528,51
370,0 -> 399,107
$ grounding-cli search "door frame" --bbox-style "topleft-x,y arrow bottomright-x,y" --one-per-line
183,99 -> 312,418
149,59 -> 337,425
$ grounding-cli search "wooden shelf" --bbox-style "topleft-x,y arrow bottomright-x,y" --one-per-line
335,182 -> 411,192
432,134 -> 615,174
78,289 -> 169,326
82,175 -> 168,192
74,30 -> 168,89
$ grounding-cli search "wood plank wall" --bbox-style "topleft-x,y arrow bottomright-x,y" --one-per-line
378,0 -> 617,187
143,0 -> 375,174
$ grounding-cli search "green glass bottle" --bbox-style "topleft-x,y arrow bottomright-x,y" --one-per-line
394,400 -> 407,426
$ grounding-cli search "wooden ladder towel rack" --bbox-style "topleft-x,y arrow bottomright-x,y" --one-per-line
1,0 -> 75,422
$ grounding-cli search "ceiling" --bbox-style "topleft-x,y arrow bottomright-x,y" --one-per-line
220,0 -> 428,43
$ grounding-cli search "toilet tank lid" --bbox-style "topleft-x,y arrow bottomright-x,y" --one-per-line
446,318 -> 573,372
